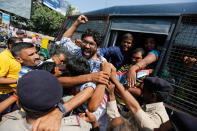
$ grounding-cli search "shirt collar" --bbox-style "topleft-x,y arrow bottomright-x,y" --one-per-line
5,48 -> 14,59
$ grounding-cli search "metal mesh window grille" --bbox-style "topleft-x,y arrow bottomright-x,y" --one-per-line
159,15 -> 197,116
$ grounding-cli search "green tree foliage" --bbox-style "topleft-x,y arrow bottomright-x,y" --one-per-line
11,2 -> 77,37
28,2 -> 64,36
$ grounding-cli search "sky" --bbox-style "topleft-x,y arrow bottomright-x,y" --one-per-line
67,0 -> 197,13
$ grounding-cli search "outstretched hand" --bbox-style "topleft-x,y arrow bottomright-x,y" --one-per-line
126,66 -> 137,88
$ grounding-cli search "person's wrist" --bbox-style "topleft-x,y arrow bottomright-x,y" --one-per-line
12,94 -> 18,100
92,121 -> 99,128
110,76 -> 116,82
109,93 -> 115,101
74,21 -> 80,27
88,73 -> 94,82
130,65 -> 139,71
53,108 -> 64,118
57,103 -> 67,117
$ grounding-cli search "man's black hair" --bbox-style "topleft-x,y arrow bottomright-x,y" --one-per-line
130,48 -> 145,57
11,42 -> 34,57
66,56 -> 90,76
81,29 -> 103,47
53,46 -> 69,57
37,62 -> 56,74
122,33 -> 133,40
7,37 -> 23,49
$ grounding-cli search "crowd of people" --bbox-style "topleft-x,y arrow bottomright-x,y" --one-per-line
0,15 -> 176,131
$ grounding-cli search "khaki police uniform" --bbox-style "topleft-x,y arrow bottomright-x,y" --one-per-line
135,102 -> 169,130
0,110 -> 92,131
107,101 -> 169,131
107,101 -> 120,121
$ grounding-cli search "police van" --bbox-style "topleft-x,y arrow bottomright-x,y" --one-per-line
56,2 -> 197,129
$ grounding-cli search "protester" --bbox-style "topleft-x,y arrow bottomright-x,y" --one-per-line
11,42 -> 41,78
0,37 -> 22,114
32,15 -> 111,131
99,33 -> 134,69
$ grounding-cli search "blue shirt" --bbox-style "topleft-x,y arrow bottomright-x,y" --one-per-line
147,49 -> 160,69
99,46 -> 130,69
148,50 -> 159,59
19,66 -> 33,78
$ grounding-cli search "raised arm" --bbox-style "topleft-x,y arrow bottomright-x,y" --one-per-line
88,62 -> 111,112
110,65 -> 141,115
58,71 -> 110,87
127,53 -> 157,87
62,15 -> 88,38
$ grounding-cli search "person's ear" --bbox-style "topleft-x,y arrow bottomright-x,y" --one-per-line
15,56 -> 23,64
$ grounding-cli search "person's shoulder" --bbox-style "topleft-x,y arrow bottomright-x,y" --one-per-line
149,49 -> 159,54
0,111 -> 27,131
0,49 -> 8,57
111,46 -> 121,51
145,102 -> 169,124
0,51 -> 11,62
100,55 -> 107,62
148,49 -> 159,58
100,45 -> 120,51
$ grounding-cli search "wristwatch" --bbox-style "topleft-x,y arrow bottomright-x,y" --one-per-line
57,103 -> 66,117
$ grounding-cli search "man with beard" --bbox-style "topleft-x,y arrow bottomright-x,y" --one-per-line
32,15 -> 110,131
